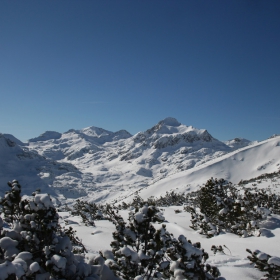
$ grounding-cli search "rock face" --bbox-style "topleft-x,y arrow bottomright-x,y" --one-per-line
134,118 -> 214,147
0,118 -> 253,203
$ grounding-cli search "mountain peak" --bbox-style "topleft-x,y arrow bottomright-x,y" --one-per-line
81,126 -> 112,137
159,117 -> 181,127
28,131 -> 62,142
144,117 -> 182,135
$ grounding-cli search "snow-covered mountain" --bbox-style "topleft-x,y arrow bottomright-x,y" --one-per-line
0,133 -> 79,201
223,137 -> 257,149
130,136 -> 280,203
18,118 -> 234,201
1,117 -> 278,205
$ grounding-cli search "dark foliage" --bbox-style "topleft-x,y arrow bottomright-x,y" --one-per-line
71,199 -> 104,226
247,248 -> 280,280
0,180 -> 102,279
184,178 -> 279,237
105,204 -> 221,279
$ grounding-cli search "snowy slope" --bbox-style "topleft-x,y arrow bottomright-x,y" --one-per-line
3,133 -> 27,146
29,131 -> 62,142
0,133 -> 80,200
128,136 -> 280,202
59,205 -> 280,280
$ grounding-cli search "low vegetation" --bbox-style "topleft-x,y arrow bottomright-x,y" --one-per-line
0,180 -> 105,279
247,248 -> 280,280
184,178 -> 280,238
1,176 -> 280,279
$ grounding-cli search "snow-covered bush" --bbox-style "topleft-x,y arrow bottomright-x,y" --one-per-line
120,191 -> 189,210
185,178 -> 278,238
167,235 -> 220,280
247,248 -> 280,279
71,199 -> 104,226
210,245 -> 228,256
106,204 -> 220,279
239,170 -> 280,187
242,188 -> 280,215
0,180 -> 104,279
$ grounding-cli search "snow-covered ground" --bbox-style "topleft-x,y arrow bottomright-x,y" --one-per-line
58,198 -> 280,280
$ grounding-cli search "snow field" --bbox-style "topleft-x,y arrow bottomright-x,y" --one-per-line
58,204 -> 280,280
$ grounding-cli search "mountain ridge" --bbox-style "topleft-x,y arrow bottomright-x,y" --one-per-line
1,118 -> 277,205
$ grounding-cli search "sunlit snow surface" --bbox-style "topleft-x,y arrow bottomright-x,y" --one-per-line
58,202 -> 280,280
129,137 -> 280,203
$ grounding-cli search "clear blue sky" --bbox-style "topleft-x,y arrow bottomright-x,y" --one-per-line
1,0 -> 279,142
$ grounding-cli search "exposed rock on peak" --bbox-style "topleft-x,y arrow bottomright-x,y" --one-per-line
223,138 -> 257,150
153,129 -> 214,149
134,118 -> 216,149
3,134 -> 26,146
146,117 -> 181,135
269,134 -> 280,139
0,133 -> 16,148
